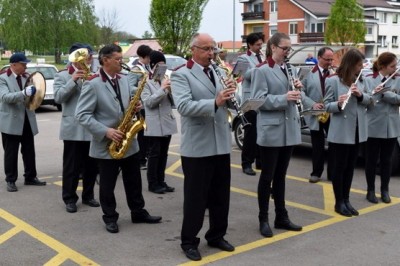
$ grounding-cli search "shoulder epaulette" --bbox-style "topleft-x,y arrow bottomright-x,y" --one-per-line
58,68 -> 68,73
0,69 -> 7,75
173,63 -> 186,71
87,73 -> 99,81
326,73 -> 337,78
256,61 -> 267,68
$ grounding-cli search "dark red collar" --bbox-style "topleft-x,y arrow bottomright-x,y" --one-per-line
68,65 -> 75,75
267,56 -> 275,68
100,68 -> 121,82
186,59 -> 195,69
6,68 -> 28,78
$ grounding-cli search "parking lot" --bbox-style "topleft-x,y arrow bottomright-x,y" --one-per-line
1,107 -> 400,265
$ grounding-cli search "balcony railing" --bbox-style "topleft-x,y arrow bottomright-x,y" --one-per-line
299,32 -> 325,43
242,11 -> 264,21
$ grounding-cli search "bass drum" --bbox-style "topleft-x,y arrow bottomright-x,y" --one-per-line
25,71 -> 46,110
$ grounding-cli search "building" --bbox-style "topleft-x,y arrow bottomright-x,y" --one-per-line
240,0 -> 400,57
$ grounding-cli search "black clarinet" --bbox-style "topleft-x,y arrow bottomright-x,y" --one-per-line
210,60 -> 251,129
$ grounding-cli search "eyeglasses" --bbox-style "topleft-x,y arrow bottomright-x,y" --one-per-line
193,45 -> 215,52
277,46 -> 294,52
107,56 -> 123,62
321,57 -> 334,62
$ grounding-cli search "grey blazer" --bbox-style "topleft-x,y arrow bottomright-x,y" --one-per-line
0,69 -> 38,136
75,70 -> 139,159
250,58 -> 302,147
141,79 -> 178,137
364,73 -> 400,139
54,66 -> 92,141
127,63 -> 150,90
324,75 -> 371,144
237,51 -> 264,102
171,60 -> 231,157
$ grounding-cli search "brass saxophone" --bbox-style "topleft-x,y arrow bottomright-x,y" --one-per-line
108,63 -> 148,159
317,106 -> 330,123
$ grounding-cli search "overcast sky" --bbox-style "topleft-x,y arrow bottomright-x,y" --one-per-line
93,0 -> 243,42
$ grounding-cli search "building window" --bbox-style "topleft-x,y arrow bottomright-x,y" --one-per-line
254,3 -> 263,12
393,14 -> 399,24
270,1 -> 278,13
378,35 -> 387,47
270,26 -> 277,37
366,26 -> 373,35
311,23 -> 324,33
378,13 -> 387,23
253,26 -> 263,33
392,36 -> 398,47
289,23 -> 298,35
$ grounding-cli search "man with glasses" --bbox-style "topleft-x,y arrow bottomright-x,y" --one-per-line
76,44 -> 161,233
302,47 -> 335,183
0,53 -> 47,192
171,33 -> 237,261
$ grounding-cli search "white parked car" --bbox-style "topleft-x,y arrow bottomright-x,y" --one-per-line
127,54 -> 187,77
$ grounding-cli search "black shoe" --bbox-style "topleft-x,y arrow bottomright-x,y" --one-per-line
161,182 -> 175,192
260,221 -> 273,237
24,177 -> 46,186
149,185 -> 166,194
381,191 -> 391,204
105,222 -> 119,233
366,191 -> 378,204
274,218 -> 302,231
132,210 -> 162,224
183,248 -> 202,261
242,167 -> 256,176
344,200 -> 359,216
66,203 -> 77,213
335,202 -> 352,217
82,199 -> 100,207
208,239 -> 235,252
6,182 -> 18,192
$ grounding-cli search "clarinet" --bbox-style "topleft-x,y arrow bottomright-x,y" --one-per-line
210,60 -> 251,129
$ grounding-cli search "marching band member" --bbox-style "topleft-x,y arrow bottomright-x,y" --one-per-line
171,33 -> 236,261
302,47 -> 335,183
324,48 -> 371,217
364,52 -> 400,204
75,44 -> 161,233
54,43 -> 100,213
250,32 -> 303,238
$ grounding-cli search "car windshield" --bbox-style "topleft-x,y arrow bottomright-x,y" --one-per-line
26,67 -> 57,80
166,57 -> 187,70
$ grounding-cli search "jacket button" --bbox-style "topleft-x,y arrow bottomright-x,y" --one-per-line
285,117 -> 288,120
344,115 -> 347,118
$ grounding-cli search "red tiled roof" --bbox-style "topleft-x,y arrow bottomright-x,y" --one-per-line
123,39 -> 162,57
216,41 -> 243,50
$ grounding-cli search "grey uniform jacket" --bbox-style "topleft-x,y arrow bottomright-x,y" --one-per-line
75,70 -> 139,159
237,50 -> 264,102
364,73 -> 400,139
141,79 -> 178,137
250,57 -> 302,147
0,69 -> 38,136
127,63 -> 150,90
324,75 -> 371,144
171,59 -> 231,157
54,66 -> 92,141
302,65 -> 333,130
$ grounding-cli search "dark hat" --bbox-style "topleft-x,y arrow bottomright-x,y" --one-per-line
149,51 -> 166,69
84,44 -> 95,55
69,43 -> 86,54
9,53 -> 31,64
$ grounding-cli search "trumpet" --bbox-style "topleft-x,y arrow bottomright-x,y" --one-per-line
69,48 -> 91,80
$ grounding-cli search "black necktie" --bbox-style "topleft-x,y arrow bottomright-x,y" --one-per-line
256,53 -> 262,63
323,69 -> 329,78
381,77 -> 387,83
16,75 -> 23,91
203,67 -> 216,87
321,70 -> 329,96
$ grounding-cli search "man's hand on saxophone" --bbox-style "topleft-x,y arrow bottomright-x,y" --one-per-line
106,128 -> 124,143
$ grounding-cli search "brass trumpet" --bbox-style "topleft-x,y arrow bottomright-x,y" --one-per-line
69,48 -> 91,80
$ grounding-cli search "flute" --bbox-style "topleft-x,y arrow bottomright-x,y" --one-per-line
341,70 -> 364,110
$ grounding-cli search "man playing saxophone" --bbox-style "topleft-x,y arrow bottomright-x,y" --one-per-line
75,44 -> 161,234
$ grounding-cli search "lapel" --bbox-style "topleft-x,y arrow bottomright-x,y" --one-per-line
312,71 -> 323,98
190,63 -> 216,95
266,56 -> 289,90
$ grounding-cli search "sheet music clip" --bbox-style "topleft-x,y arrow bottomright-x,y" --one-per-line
232,61 -> 250,78
240,98 -> 265,113
152,64 -> 168,82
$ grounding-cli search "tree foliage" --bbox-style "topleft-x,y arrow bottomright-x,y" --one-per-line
325,0 -> 366,46
0,0 -> 98,63
149,0 -> 209,55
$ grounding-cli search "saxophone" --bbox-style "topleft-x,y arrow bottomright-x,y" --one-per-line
108,64 -> 148,159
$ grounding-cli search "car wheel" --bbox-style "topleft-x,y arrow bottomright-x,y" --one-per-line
234,120 -> 244,150
56,104 -> 62,111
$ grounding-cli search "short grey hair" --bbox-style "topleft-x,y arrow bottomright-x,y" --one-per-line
189,33 -> 200,48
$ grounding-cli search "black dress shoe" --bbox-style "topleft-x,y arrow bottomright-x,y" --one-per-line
381,191 -> 391,204
66,203 -> 77,213
132,210 -> 162,223
260,221 -> 273,237
183,248 -> 201,261
149,185 -> 166,194
82,199 -> 100,207
243,167 -> 256,176
208,239 -> 235,252
274,218 -> 302,231
7,182 -> 18,192
344,200 -> 359,216
335,202 -> 352,217
105,222 -> 119,233
24,177 -> 46,186
366,191 -> 378,204
161,182 -> 175,192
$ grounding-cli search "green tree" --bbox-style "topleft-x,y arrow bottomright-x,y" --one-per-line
325,0 -> 366,46
149,0 -> 209,55
0,0 -> 99,63
142,30 -> 153,39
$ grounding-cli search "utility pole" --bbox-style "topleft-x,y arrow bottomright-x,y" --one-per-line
233,0 -> 236,52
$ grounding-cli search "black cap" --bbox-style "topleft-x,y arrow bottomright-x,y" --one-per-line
149,51 -> 166,69
69,43 -> 86,54
84,44 -> 95,55
10,53 -> 31,64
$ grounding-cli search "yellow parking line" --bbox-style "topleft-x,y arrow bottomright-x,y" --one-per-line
0,208 -> 99,266
43,253 -> 68,266
0,226 -> 22,245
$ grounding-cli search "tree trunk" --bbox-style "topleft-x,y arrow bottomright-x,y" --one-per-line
54,48 -> 62,64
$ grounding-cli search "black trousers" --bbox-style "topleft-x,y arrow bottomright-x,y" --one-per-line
180,154 -> 231,250
146,135 -> 171,187
241,110 -> 260,168
258,146 -> 294,221
365,137 -> 396,192
2,115 -> 37,182
137,109 -> 148,165
97,154 -> 145,224
310,120 -> 333,179
330,142 -> 359,204
62,140 -> 98,204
